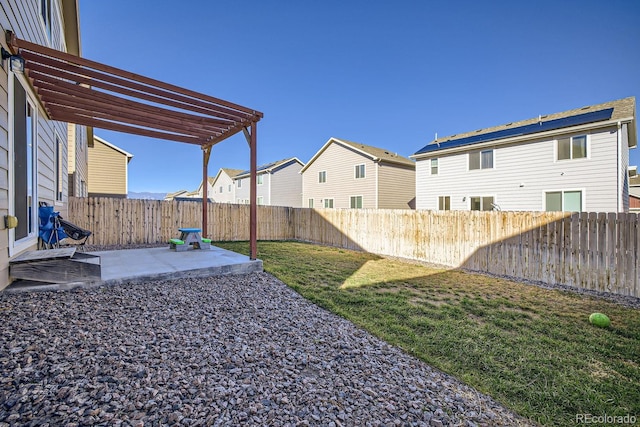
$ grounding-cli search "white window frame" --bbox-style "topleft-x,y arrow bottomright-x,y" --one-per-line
431,158 -> 439,175
323,198 -> 334,208
8,74 -> 39,256
350,195 -> 363,209
355,164 -> 365,179
319,171 -> 326,183
228,184 -> 231,192
40,0 -> 53,42
470,196 -> 496,211
257,196 -> 264,205
237,179 -> 242,188
308,198 -> 314,208
257,174 -> 264,185
544,189 -> 584,212
438,196 -> 450,210
556,135 -> 589,161
469,149 -> 494,171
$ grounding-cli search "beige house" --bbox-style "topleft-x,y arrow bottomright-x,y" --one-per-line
1,0 -> 86,288
205,168 -> 243,203
88,135 -> 133,198
301,137 -> 415,209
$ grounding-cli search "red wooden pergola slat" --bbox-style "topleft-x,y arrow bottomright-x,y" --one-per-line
6,30 -> 261,259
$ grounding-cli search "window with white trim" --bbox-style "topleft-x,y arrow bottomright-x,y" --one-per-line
257,174 -> 264,185
318,171 -> 326,183
355,164 -> 365,179
237,179 -> 242,188
40,0 -> 52,41
219,186 -> 223,193
308,198 -> 314,208
438,196 -> 450,210
431,159 -> 439,175
323,198 -> 334,208
470,196 -> 495,211
545,190 -> 582,212
557,135 -> 587,160
469,149 -> 493,170
257,196 -> 264,205
228,184 -> 231,192
350,196 -> 363,209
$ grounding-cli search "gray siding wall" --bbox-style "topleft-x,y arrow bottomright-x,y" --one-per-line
415,126 -> 622,212
302,143 -> 376,208
0,0 -> 72,288
377,162 -> 416,209
234,175 -> 250,203
271,162 -> 303,207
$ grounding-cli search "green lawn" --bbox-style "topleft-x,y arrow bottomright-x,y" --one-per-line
217,241 -> 640,426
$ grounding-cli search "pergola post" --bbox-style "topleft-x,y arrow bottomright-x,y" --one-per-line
202,146 -> 212,238
243,123 -> 258,260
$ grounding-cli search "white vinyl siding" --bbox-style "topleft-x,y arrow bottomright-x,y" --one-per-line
415,127 -> 620,212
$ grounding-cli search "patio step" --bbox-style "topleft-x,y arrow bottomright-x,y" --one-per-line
9,248 -> 101,284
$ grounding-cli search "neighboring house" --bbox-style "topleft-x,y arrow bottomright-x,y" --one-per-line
88,135 -> 133,198
411,97 -> 637,212
301,137 -> 416,209
234,158 -> 304,207
164,190 -> 189,201
630,175 -> 640,212
203,168 -> 243,203
1,0 -> 86,288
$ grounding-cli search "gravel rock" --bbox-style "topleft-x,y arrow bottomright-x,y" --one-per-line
0,271 -> 535,426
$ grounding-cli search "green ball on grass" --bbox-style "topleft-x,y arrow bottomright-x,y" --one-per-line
589,313 -> 611,328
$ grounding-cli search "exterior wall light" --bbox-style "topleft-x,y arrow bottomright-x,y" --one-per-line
1,47 -> 25,73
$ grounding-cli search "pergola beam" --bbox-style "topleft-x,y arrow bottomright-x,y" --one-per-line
7,30 -> 263,260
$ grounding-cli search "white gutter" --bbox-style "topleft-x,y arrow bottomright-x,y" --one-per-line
411,117 -> 635,160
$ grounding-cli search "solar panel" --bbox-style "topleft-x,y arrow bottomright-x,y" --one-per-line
414,108 -> 614,155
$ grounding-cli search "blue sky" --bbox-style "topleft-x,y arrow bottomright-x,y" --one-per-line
79,0 -> 640,194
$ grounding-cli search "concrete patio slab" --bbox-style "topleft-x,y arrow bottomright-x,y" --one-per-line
4,245 -> 263,293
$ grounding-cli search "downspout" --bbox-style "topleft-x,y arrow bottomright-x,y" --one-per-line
375,160 -> 379,209
617,121 -> 622,212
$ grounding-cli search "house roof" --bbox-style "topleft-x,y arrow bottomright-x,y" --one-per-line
300,137 -> 415,173
234,158 -> 304,179
93,135 -> 134,160
413,97 -> 636,157
204,168 -> 245,188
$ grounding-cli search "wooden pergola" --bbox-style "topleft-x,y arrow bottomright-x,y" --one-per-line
6,30 -> 263,259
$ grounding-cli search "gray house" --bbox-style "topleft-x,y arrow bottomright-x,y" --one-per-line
411,97 -> 637,212
234,158 -> 304,207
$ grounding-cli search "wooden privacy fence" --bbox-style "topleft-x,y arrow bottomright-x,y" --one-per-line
67,197 -> 639,298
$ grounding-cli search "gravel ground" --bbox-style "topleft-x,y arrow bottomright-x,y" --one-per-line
0,272 -> 536,426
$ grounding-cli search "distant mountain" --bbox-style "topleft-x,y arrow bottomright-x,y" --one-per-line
128,191 -> 167,200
